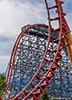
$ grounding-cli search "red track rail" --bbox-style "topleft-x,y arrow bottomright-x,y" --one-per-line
5,0 -> 71,100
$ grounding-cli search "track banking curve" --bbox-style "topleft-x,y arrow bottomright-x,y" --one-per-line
5,0 -> 72,100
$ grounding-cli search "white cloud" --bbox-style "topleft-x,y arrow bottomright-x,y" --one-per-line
0,0 -> 46,36
0,55 -> 9,73
0,0 -> 71,36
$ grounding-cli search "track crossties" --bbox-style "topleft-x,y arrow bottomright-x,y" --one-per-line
5,0 -> 72,100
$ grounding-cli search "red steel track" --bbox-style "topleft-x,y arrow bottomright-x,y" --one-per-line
5,0 -> 71,100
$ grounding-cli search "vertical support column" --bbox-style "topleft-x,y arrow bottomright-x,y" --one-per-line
64,32 -> 72,64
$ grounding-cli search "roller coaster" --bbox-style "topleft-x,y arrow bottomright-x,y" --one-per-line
1,0 -> 72,100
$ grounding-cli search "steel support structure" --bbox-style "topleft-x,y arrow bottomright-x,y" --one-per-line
2,0 -> 72,100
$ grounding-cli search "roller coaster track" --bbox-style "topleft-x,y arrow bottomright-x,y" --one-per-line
3,0 -> 72,100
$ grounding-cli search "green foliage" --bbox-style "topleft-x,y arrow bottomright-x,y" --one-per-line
40,90 -> 56,100
40,90 -> 50,100
0,73 -> 6,96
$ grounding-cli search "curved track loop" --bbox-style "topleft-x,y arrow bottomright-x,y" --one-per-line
6,0 -> 71,100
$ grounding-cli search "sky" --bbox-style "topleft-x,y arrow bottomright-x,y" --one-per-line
0,0 -> 72,73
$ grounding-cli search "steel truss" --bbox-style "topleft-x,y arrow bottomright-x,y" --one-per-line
3,0 -> 72,100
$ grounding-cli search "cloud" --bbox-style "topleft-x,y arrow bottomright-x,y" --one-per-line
0,35 -> 16,56
0,0 -> 71,36
0,55 -> 9,73
62,0 -> 72,30
0,0 -> 46,36
66,13 -> 72,30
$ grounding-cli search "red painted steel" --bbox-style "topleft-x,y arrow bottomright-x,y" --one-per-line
4,0 -> 71,100
0,97 -> 2,100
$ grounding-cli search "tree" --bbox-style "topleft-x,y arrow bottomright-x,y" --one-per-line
40,90 -> 50,100
0,73 -> 6,96
40,89 -> 56,100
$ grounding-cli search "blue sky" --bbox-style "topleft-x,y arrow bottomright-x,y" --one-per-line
0,0 -> 72,73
